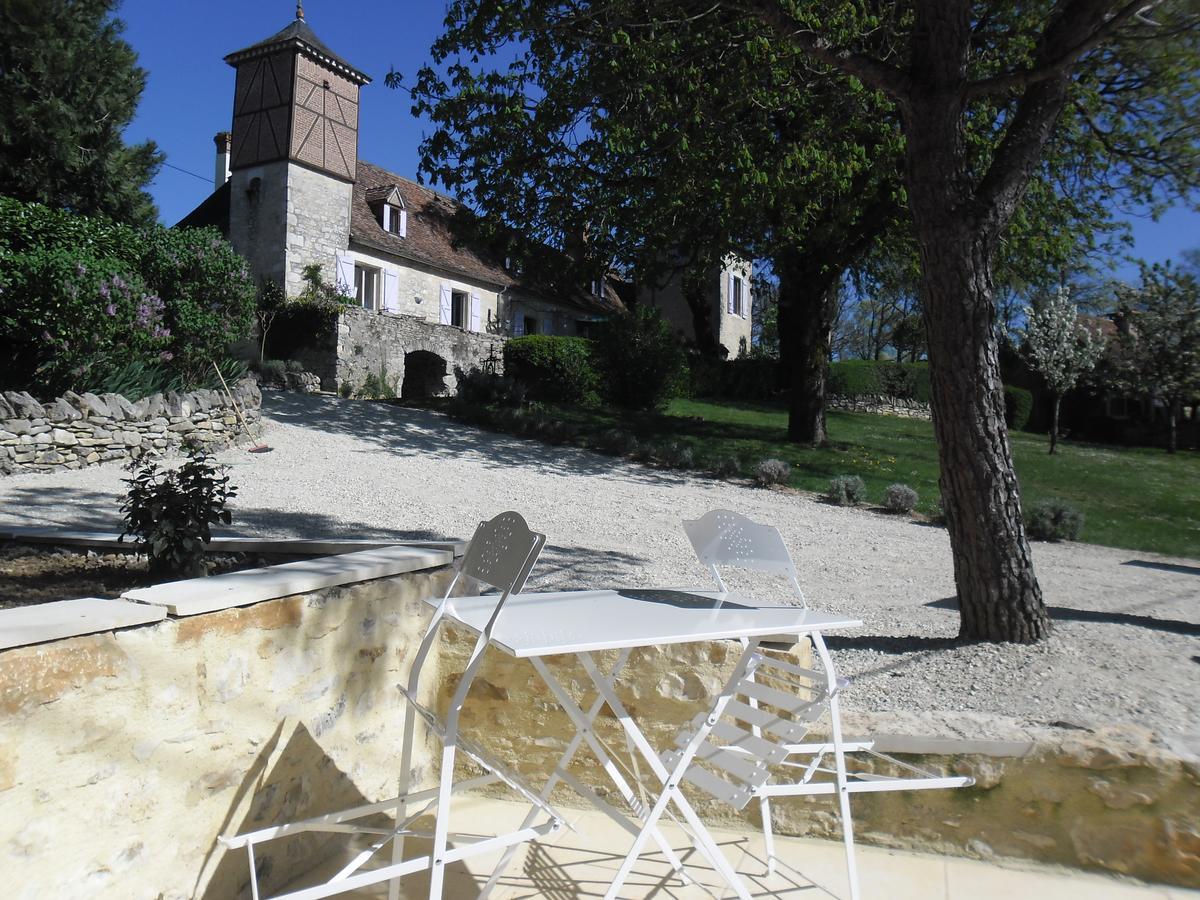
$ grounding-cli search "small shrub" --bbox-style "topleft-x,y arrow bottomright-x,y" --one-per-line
594,427 -> 640,457
826,474 -> 867,506
656,440 -> 695,469
754,458 -> 792,487
284,359 -> 306,373
1004,385 -> 1034,431
455,366 -> 527,407
119,445 -> 236,579
257,359 -> 287,386
357,364 -> 398,400
709,454 -> 742,479
503,336 -> 599,403
930,495 -> 947,525
339,380 -> 353,399
591,307 -> 688,410
884,483 -> 919,514
1025,499 -> 1083,542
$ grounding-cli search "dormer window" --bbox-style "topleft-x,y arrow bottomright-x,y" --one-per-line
383,203 -> 406,236
366,184 -> 406,238
590,277 -> 604,297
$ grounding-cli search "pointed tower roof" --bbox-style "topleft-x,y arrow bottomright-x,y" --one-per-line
224,8 -> 370,85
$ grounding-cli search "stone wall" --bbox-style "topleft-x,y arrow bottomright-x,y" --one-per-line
335,306 -> 505,397
285,164 -> 354,297
0,378 -> 261,476
0,568 -> 456,900
1,581 -> 1196,895
828,393 -> 933,420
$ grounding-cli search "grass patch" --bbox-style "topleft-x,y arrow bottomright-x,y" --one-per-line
451,396 -> 1199,558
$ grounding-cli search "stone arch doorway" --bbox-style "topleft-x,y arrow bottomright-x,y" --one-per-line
401,350 -> 448,400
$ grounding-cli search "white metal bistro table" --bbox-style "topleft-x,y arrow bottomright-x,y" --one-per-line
426,587 -> 861,899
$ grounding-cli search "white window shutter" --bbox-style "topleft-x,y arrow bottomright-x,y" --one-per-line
727,272 -> 735,315
439,284 -> 452,325
398,210 -> 407,238
335,253 -> 355,297
382,205 -> 391,232
512,305 -> 524,336
470,293 -> 482,332
383,270 -> 399,312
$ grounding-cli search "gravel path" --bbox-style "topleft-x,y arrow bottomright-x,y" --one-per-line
2,390 -> 1197,743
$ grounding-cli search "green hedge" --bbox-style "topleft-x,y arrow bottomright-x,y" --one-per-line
691,357 -> 782,401
0,197 -> 256,396
1004,385 -> 1034,431
828,360 -> 932,403
503,335 -> 599,403
592,307 -> 689,410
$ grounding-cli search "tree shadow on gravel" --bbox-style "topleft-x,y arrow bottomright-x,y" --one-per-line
262,391 -> 684,487
0,484 -> 453,542
926,595 -> 1200,636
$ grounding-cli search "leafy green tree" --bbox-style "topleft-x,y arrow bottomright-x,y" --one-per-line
410,1 -> 1199,642
1114,263 -> 1200,453
0,0 -> 162,224
1021,287 -> 1107,454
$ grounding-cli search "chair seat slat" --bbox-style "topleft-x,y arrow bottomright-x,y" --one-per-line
722,699 -> 811,742
676,718 -> 791,765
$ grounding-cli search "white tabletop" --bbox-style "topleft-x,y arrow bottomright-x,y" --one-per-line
427,588 -> 861,657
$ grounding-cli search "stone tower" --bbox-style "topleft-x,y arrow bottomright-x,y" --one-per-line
223,7 -> 370,295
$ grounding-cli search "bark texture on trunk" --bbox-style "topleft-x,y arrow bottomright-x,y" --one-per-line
1050,394 -> 1061,454
901,21 -> 1050,641
778,254 -> 839,445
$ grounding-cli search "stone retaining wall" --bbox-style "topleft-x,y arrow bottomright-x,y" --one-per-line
1,582 -> 1195,895
828,393 -> 933,419
0,378 -> 261,476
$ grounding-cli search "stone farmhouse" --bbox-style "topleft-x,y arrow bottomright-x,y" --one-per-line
180,9 -> 752,396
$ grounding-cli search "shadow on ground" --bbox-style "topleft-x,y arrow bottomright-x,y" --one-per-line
262,391 -> 682,488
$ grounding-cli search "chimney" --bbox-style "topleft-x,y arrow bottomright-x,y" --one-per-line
213,131 -> 232,188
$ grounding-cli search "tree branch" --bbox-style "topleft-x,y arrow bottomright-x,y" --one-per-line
737,0 -> 911,100
965,0 -> 1162,99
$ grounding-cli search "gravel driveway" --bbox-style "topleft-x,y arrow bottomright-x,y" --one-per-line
2,390 -> 1197,744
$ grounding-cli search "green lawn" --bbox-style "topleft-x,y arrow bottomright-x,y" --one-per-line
517,398 -> 1200,559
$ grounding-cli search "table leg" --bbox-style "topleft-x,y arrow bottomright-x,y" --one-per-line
578,645 -> 760,900
477,649 -> 691,898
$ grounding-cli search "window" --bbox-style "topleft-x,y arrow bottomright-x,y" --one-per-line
731,275 -> 745,317
383,203 -> 406,236
451,289 -> 468,328
354,264 -> 379,310
590,278 -> 604,297
523,315 -> 539,335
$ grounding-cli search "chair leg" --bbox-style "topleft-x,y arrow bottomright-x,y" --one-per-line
759,794 -> 777,877
389,707 -> 420,900
427,741 -> 459,900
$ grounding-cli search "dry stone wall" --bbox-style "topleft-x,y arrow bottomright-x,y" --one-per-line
828,394 -> 933,419
0,378 -> 261,476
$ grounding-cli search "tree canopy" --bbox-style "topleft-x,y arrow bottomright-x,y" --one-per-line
407,1 -> 1200,642
0,0 -> 162,225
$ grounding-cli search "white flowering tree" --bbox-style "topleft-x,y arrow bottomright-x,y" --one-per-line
1114,263 -> 1200,454
1022,288 -> 1107,454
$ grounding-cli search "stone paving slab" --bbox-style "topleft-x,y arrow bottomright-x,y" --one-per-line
122,545 -> 453,616
0,597 -> 166,650
0,526 -> 465,557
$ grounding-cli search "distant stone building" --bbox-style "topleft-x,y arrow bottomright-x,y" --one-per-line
180,9 -> 751,393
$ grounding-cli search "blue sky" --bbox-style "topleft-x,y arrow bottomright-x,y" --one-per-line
120,0 -> 1197,283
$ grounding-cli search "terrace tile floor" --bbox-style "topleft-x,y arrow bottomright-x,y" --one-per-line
283,795 -> 1194,899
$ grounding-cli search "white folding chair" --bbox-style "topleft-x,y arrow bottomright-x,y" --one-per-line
672,509 -> 972,899
220,511 -> 564,900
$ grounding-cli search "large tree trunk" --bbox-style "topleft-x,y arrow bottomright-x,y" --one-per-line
778,253 -> 838,445
1050,393 -> 1060,454
902,78 -> 1050,642
682,268 -> 723,358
